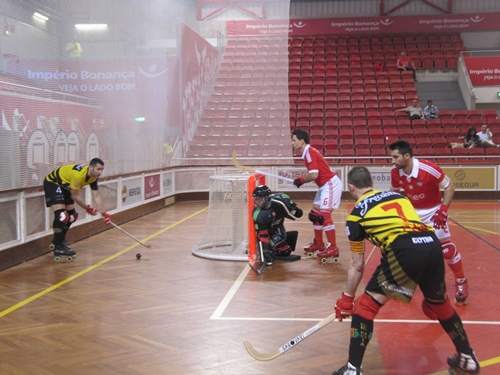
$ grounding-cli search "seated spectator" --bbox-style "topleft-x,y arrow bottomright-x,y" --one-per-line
396,52 -> 416,80
478,124 -> 500,148
423,100 -> 439,119
452,127 -> 481,149
395,99 -> 424,120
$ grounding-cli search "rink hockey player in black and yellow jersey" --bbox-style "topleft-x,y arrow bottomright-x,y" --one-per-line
331,166 -> 479,375
44,158 -> 112,259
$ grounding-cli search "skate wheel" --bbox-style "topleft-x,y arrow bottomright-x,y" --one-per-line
320,257 -> 328,264
306,252 -> 314,259
49,243 -> 55,250
54,256 -> 60,262
66,256 -> 73,262
333,257 -> 340,264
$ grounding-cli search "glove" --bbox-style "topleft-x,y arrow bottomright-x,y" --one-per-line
293,177 -> 305,188
430,204 -> 449,230
294,208 -> 303,218
334,292 -> 354,322
86,205 -> 98,215
102,212 -> 113,225
257,230 -> 270,244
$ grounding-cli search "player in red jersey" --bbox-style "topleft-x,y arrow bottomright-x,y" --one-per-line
291,128 -> 342,260
389,140 -> 469,306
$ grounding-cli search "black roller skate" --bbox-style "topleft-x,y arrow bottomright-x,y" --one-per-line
447,351 -> 480,374
53,244 -> 76,263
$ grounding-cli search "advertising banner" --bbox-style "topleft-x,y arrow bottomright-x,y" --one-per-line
121,177 -> 143,207
463,56 -> 500,86
442,167 -> 495,190
144,173 -> 161,201
162,171 -> 174,196
227,13 -> 500,36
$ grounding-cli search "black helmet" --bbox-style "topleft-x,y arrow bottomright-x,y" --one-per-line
252,185 -> 271,208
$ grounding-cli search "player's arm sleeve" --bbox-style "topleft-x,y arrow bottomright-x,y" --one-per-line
89,180 -> 98,191
346,220 -> 366,254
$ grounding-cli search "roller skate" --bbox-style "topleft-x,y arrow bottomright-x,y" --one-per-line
455,278 -> 469,306
53,244 -> 76,263
303,239 -> 325,258
317,245 -> 340,264
447,351 -> 480,374
332,362 -> 362,375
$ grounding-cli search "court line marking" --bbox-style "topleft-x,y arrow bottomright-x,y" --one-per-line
210,264 -> 251,319
0,207 -> 208,319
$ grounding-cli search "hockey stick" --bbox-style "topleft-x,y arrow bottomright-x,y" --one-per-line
110,222 -> 152,248
248,241 -> 266,275
232,152 -> 294,183
243,313 -> 337,361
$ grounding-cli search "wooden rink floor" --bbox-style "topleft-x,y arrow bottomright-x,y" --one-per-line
0,200 -> 499,375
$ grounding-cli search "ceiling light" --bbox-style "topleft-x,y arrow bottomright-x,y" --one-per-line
75,24 -> 108,30
33,12 -> 48,21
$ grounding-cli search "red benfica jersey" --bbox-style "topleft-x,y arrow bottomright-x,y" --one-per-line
390,158 -> 445,209
302,144 -> 335,187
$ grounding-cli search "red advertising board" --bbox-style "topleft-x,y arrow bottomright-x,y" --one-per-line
144,174 -> 161,200
227,13 -> 500,36
463,56 -> 500,86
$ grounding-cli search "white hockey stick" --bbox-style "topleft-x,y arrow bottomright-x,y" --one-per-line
110,222 -> 152,248
243,313 -> 337,361
232,152 -> 294,183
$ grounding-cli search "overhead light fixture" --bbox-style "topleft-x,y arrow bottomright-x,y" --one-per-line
75,24 -> 108,30
33,12 -> 48,21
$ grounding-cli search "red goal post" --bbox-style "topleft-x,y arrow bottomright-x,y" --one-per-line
247,172 -> 266,263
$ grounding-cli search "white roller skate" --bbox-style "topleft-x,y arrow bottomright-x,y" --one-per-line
447,351 -> 480,374
332,362 -> 362,375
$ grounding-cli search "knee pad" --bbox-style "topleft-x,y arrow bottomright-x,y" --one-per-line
442,242 -> 461,264
54,209 -> 69,226
320,210 -> 333,230
422,297 -> 454,321
353,292 -> 382,321
67,209 -> 78,223
308,209 -> 318,224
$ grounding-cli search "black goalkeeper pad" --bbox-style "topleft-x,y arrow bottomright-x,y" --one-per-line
274,254 -> 301,262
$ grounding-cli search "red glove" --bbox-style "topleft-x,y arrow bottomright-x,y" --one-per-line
102,212 -> 113,225
334,292 -> 354,322
86,205 -> 98,215
293,177 -> 305,188
257,230 -> 270,244
431,204 -> 448,230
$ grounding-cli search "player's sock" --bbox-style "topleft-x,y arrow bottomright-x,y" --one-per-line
347,314 -> 373,368
439,311 -> 472,355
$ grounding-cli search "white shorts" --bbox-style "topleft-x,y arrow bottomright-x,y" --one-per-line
313,175 -> 342,210
416,205 -> 451,242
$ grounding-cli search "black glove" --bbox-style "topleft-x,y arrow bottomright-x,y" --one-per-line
293,177 -> 305,188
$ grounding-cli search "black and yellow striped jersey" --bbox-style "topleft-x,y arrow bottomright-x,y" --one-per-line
346,190 -> 433,254
45,164 -> 98,191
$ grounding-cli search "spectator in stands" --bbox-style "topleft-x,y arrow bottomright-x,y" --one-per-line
452,127 -> 481,149
66,35 -> 82,58
423,100 -> 439,120
395,99 -> 424,120
477,124 -> 500,148
396,51 -> 417,80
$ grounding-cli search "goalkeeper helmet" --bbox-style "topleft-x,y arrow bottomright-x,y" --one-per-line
252,185 -> 271,209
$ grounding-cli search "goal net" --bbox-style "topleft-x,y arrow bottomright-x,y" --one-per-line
192,173 -> 265,261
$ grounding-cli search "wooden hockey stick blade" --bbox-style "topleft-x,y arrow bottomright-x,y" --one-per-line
248,261 -> 265,275
232,152 -> 256,173
232,152 -> 294,183
243,313 -> 337,361
110,222 -> 152,248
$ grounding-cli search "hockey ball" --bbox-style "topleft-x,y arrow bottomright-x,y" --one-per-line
136,253 -> 141,259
